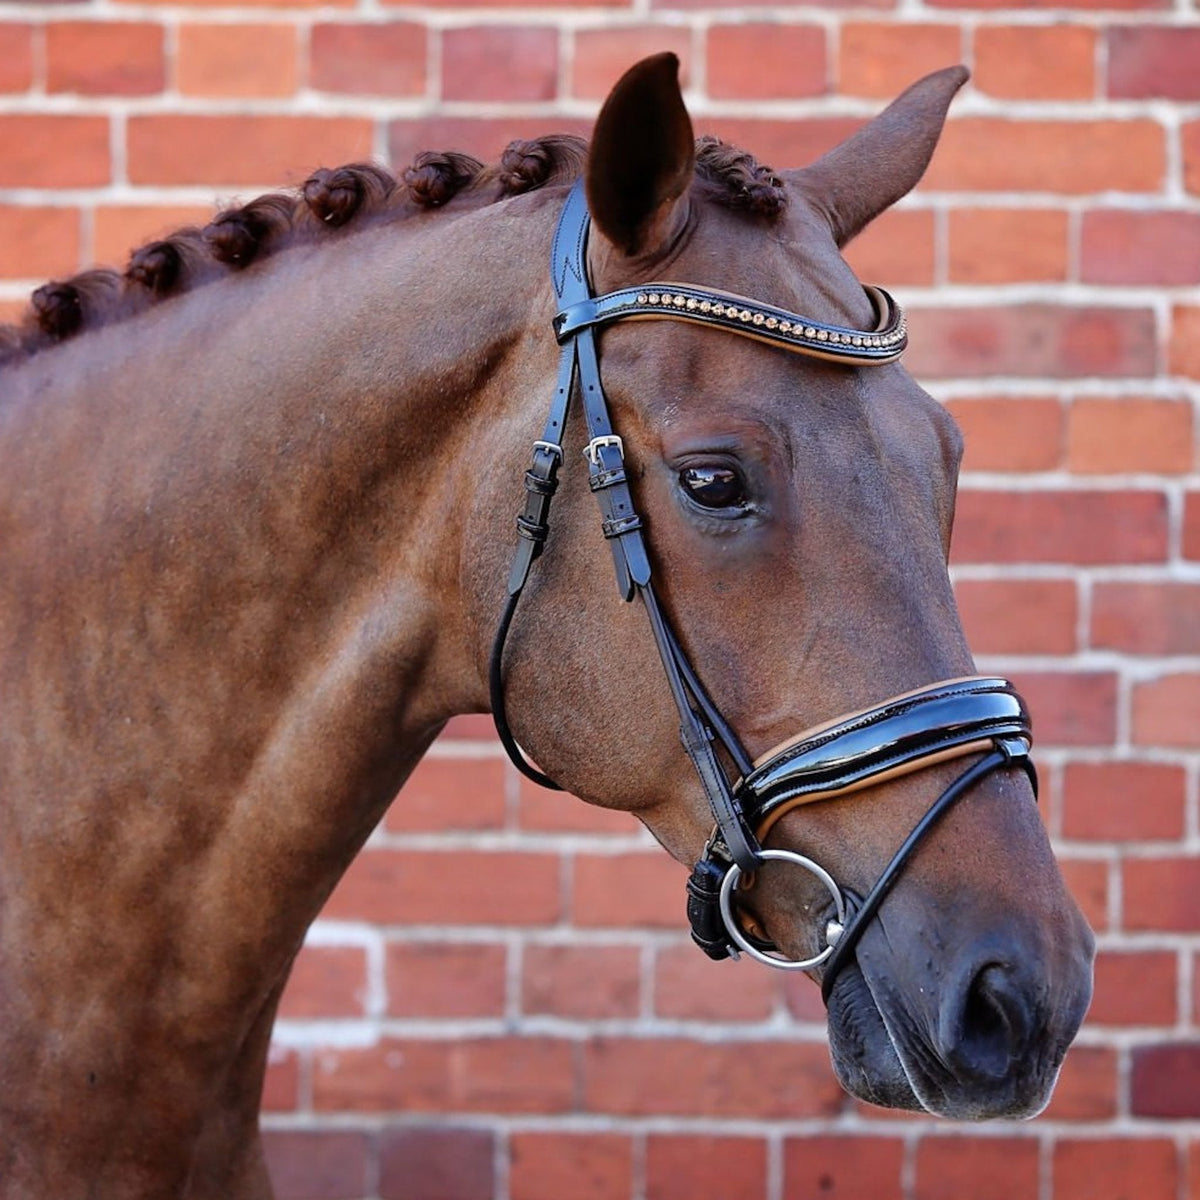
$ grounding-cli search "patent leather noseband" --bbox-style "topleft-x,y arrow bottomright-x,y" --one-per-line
489,182 -> 1037,998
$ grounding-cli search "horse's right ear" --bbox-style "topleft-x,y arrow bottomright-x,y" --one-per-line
586,53 -> 695,259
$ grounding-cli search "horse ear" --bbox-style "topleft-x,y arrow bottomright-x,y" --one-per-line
790,66 -> 968,248
586,53 -> 695,258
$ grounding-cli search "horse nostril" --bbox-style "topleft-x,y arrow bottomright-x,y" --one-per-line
943,963 -> 1033,1082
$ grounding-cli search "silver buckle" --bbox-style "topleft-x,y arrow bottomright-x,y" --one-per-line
584,434 -> 623,465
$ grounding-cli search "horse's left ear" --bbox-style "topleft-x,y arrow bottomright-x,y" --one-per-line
586,53 -> 695,259
789,66 -> 968,248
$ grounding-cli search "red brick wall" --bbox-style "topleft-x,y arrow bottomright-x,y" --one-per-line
3,4 -> 1198,1199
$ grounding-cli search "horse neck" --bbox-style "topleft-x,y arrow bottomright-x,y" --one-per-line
0,195 -> 560,803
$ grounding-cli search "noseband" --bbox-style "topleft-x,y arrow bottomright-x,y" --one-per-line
489,181 -> 1037,998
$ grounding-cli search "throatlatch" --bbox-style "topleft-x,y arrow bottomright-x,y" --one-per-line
489,180 -> 1037,996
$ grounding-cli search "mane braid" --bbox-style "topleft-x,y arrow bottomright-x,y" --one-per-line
0,133 -> 781,369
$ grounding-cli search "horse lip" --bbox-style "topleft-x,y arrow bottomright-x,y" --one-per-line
828,945 -> 1069,1121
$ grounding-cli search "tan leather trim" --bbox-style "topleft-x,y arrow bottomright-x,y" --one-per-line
753,738 -> 995,843
750,675 -> 994,770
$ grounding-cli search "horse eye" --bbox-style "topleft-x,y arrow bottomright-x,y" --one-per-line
679,465 -> 748,510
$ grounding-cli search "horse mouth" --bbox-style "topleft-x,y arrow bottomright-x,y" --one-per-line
823,956 -> 1072,1120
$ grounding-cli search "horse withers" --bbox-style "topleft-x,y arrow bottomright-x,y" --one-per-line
0,54 -> 1093,1199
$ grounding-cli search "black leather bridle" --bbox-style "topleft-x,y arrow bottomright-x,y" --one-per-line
489,181 -> 1037,998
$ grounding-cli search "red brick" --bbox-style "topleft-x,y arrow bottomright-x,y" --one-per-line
442,27 -> 558,102
440,714 -> 499,740
1009,669 -> 1118,747
510,1132 -> 633,1200
93,204 -> 214,268
1083,210 -> 1200,286
0,205 -> 80,280
1092,582 -> 1200,654
645,1135 -> 767,1200
517,775 -> 639,834
262,1046 -> 301,1112
1061,761 -> 1186,842
310,22 -> 426,97
653,944 -> 777,1021
783,1135 -> 905,1200
1170,304 -> 1200,379
843,208 -> 935,287
278,944 -> 367,1018
782,972 -> 827,1022
323,849 -> 561,926
1123,855 -> 1200,931
46,21 -> 164,95
314,1037 -> 575,1113
178,23 -> 297,97
127,115 -> 373,187
583,1037 -> 842,1118
923,118 -> 1164,193
1054,1138 -> 1178,1200
0,24 -> 33,92
572,29 -> 691,100
838,23 -> 961,98
522,943 -> 641,1019
706,23 -> 826,100
954,578 -> 1077,656
385,942 -> 507,1017
697,117 -> 864,178
1059,858 -> 1110,931
379,1126 -> 495,1200
952,491 -> 1168,566
573,852 -> 688,929
1186,123 -> 1200,196
264,1130 -> 371,1200
915,1135 -> 1038,1200
1070,397 -> 1194,474
945,396 -> 1064,473
906,305 -> 1157,379
1041,1045 -> 1119,1120
1132,673 -> 1200,748
384,754 -> 507,833
974,24 -> 1096,99
948,208 -> 1069,284
1187,490 -> 1200,559
1109,26 -> 1200,99
0,116 -> 110,187
1089,949 -> 1177,1026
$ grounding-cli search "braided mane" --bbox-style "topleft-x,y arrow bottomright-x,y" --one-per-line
0,134 -> 785,368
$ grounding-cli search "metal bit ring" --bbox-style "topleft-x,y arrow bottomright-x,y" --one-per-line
718,848 -> 848,971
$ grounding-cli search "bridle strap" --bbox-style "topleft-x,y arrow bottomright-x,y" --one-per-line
820,742 -> 1036,1001
555,282 -> 907,365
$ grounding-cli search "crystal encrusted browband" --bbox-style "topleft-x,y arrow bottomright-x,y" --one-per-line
553,282 -> 908,366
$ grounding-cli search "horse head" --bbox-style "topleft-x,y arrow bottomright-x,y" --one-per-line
485,54 -> 1093,1120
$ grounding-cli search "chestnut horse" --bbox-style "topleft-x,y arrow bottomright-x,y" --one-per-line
0,56 -> 1092,1199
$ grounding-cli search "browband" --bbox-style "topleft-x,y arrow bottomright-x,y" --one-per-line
555,282 -> 907,366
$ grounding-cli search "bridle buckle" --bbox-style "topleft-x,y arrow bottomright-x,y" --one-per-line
585,434 -> 623,465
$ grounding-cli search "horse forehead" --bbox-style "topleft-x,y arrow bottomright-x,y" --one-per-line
676,197 -> 869,328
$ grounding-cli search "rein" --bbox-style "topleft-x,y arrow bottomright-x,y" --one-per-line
489,181 -> 1036,996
